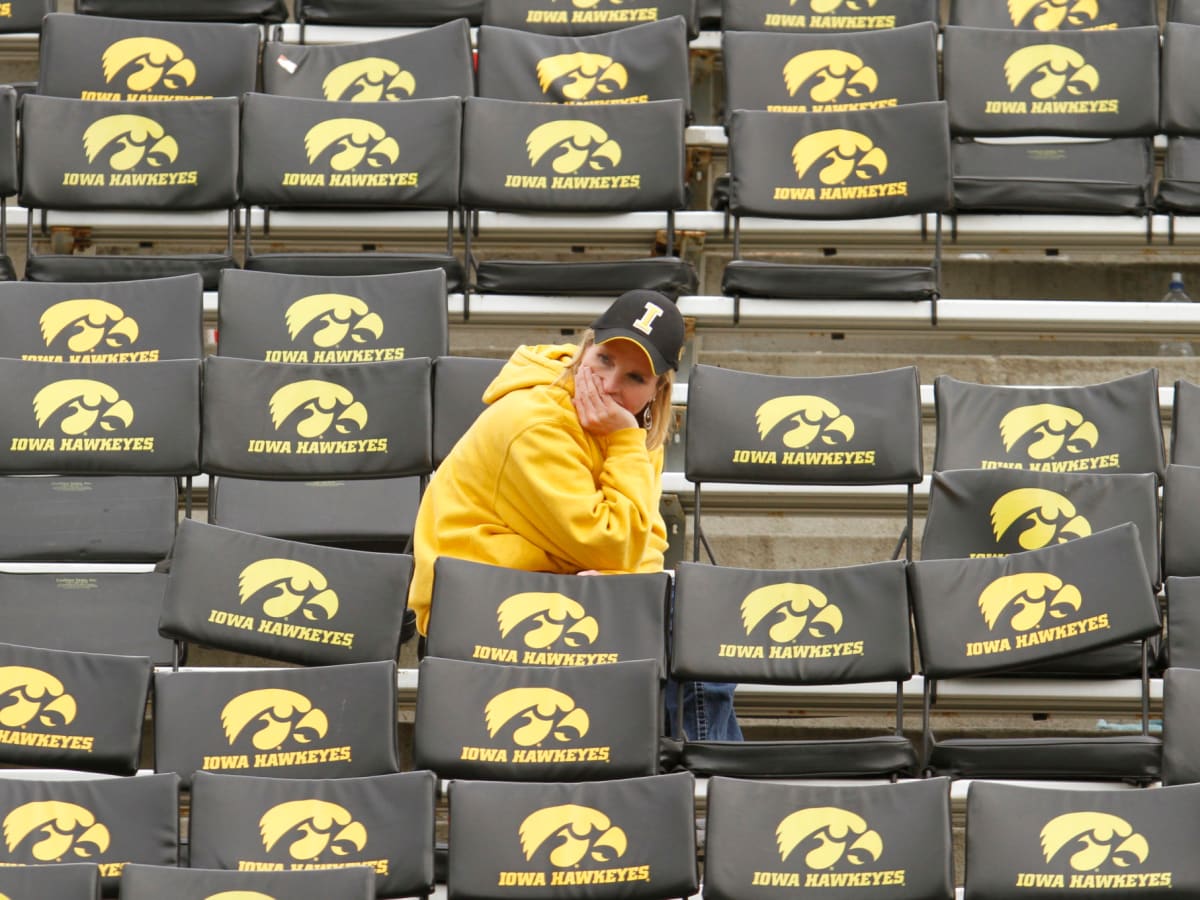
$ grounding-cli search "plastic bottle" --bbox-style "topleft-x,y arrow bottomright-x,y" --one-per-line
1159,272 -> 1195,357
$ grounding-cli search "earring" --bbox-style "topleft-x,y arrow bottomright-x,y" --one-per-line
642,406 -> 652,429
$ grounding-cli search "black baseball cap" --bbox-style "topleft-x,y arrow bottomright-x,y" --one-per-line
591,289 -> 685,376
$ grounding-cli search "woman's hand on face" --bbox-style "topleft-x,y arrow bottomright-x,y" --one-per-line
573,365 -> 640,437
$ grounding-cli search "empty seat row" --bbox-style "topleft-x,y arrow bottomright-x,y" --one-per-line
17,0 -> 1200,32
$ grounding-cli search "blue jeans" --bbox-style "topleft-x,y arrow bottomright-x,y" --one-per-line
664,678 -> 743,741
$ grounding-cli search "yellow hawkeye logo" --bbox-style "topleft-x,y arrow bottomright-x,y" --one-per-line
991,488 -> 1092,550
1041,812 -> 1148,870
537,53 -> 629,101
777,807 -> 882,869
978,572 -> 1083,633
40,299 -> 139,353
259,799 -> 368,861
238,559 -> 340,622
305,119 -> 400,172
784,51 -> 878,103
323,58 -> 416,102
999,404 -> 1099,460
741,584 -> 843,643
519,805 -> 627,867
0,666 -> 77,729
33,380 -> 134,435
221,688 -> 329,751
285,294 -> 384,348
497,593 -> 600,650
1009,0 -> 1100,30
527,121 -> 621,174
485,688 -> 590,746
756,396 -> 855,449
269,381 -> 368,438
83,115 -> 178,171
101,37 -> 196,92
3,801 -> 110,861
1004,45 -> 1100,99
791,129 -> 887,185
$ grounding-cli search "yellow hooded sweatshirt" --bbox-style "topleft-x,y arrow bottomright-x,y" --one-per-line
408,343 -> 668,635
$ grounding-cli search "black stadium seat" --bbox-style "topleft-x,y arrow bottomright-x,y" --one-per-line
431,356 -> 505,467
202,355 -> 433,550
1162,465 -> 1200,578
0,0 -> 53,33
0,864 -> 100,900
0,355 -> 200,571
262,19 -> 475,101
1163,664 -> 1200,785
414,656 -> 662,780
949,0 -> 1157,29
671,558 -> 918,778
721,21 -> 939,121
461,96 -> 698,306
74,0 -> 287,22
924,466 -> 1161,678
160,519 -> 414,666
1172,0 -> 1200,24
296,0 -> 484,28
38,13 -> 259,101
118,864 -> 375,900
476,17 -> 691,114
153,660 -> 401,787
943,25 -> 1160,219
911,524 -> 1163,781
0,772 -> 179,895
923,468 -> 1161,588
213,267 -> 446,549
0,86 -> 16,281
720,102 -> 951,316
20,95 -> 240,289
216,268 -> 448,365
484,0 -> 699,38
964,781 -> 1200,897
239,92 -> 466,290
0,641 -> 151,776
684,364 -> 924,563
446,772 -> 698,900
424,558 -> 670,669
933,371 -> 1166,477
703,777 -> 955,900
0,573 -> 176,664
0,274 -> 204,363
189,769 -> 437,900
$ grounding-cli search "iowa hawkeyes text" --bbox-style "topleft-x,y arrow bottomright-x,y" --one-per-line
201,746 -> 352,772
504,174 -> 640,190
246,439 -> 388,455
752,871 -> 905,888
1015,873 -> 1171,889
966,613 -> 1110,657
62,172 -> 198,187
498,867 -> 651,887
773,182 -> 908,201
985,100 -> 1119,115
525,8 -> 658,23
762,14 -> 896,28
207,610 -> 354,649
10,437 -> 154,452
732,450 -> 877,466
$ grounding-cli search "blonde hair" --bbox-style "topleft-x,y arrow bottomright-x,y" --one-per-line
562,329 -> 676,451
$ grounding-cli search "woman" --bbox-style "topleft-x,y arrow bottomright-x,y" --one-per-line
408,288 -> 740,741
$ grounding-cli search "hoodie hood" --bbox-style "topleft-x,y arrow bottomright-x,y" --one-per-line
482,343 -> 578,405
